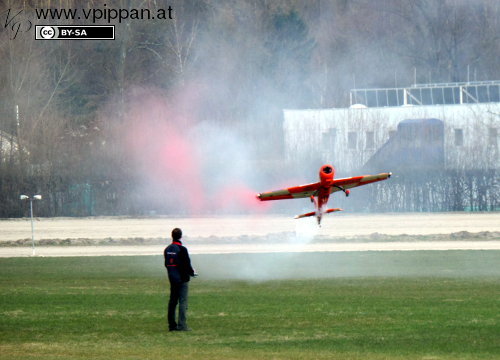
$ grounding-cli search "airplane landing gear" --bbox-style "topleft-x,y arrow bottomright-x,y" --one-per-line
334,185 -> 350,197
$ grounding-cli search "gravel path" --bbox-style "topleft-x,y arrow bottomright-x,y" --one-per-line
1,240 -> 499,257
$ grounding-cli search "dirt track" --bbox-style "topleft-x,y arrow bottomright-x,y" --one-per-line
1,213 -> 499,257
2,213 -> 499,240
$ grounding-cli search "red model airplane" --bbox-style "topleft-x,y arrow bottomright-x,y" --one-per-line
257,165 -> 391,225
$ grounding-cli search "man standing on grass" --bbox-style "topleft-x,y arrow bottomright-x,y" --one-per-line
164,228 -> 196,331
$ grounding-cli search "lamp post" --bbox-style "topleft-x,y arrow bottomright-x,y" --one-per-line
20,194 -> 42,256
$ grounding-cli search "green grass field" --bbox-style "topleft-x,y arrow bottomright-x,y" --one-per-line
1,252 -> 499,359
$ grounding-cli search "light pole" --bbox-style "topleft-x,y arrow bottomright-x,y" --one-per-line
20,194 -> 42,256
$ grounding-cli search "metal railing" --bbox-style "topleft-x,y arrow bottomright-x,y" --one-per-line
350,81 -> 500,107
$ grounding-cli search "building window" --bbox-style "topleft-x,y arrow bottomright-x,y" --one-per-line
348,131 -> 357,149
365,131 -> 374,149
454,129 -> 463,146
489,128 -> 497,147
322,128 -> 337,149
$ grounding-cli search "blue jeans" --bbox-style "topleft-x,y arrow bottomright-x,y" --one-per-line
168,281 -> 189,330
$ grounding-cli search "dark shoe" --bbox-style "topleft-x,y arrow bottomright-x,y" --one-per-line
177,327 -> 192,332
169,328 -> 179,332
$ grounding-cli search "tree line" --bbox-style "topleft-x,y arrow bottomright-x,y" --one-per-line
1,0 -> 499,217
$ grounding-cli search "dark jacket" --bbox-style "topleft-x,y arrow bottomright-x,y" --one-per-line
164,241 -> 194,283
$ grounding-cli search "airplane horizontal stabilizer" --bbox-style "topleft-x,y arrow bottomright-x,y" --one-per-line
325,208 -> 343,213
294,208 -> 343,219
294,211 -> 316,219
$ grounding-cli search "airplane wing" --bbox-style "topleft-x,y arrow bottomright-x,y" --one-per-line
257,182 -> 320,201
330,172 -> 391,193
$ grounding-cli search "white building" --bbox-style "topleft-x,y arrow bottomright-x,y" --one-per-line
284,91 -> 499,172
